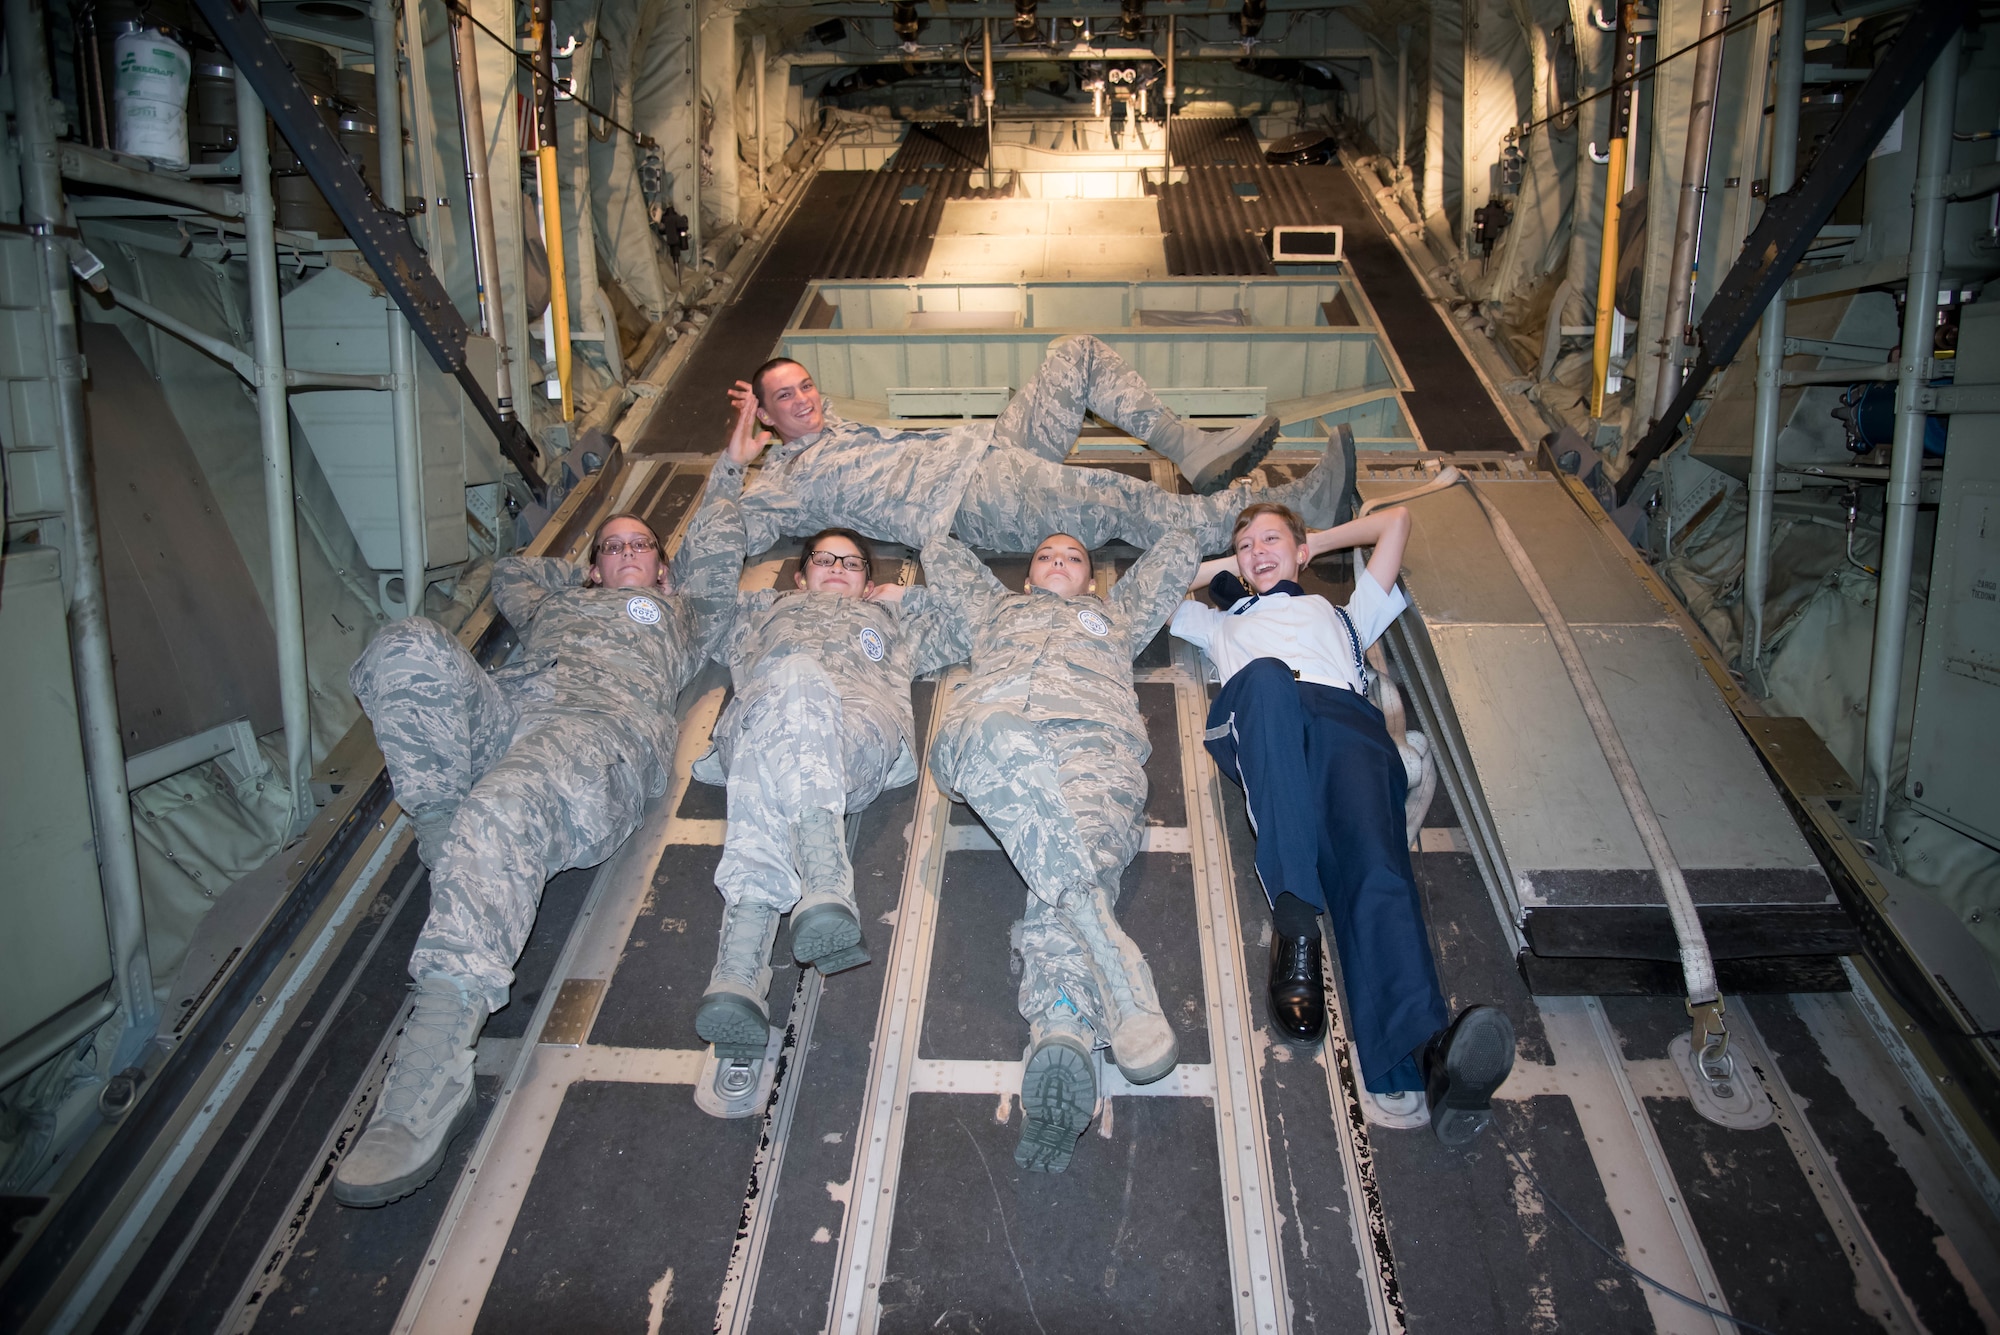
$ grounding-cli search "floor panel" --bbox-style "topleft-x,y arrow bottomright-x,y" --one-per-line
879,1093 -> 1235,1334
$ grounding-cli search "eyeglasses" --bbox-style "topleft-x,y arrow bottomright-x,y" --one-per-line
806,550 -> 868,573
597,536 -> 659,558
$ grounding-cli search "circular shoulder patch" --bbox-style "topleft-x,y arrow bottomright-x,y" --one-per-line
858,625 -> 887,662
1077,608 -> 1112,638
625,594 -> 663,625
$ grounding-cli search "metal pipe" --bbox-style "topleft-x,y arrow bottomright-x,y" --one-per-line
448,0 -> 516,422
983,19 -> 997,189
57,143 -> 246,216
686,15 -> 703,271
532,0 -> 572,419
1781,360 -> 1900,385
1163,16 -> 1175,174
379,0 -> 430,613
1650,0 -> 1732,425
398,0 -> 444,254
1743,0 -> 1804,687
236,63 -> 315,834
754,31 -> 768,200
110,286 -> 255,379
5,0 -> 159,1059
1395,23 -> 1408,176
1590,0 -> 1638,418
1863,30 -> 1960,837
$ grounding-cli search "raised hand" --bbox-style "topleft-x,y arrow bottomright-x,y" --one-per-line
725,381 -> 773,465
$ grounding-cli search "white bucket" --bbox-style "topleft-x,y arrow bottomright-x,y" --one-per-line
113,27 -> 191,165
117,99 -> 190,167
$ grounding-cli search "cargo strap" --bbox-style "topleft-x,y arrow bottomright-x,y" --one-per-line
1461,479 -> 1726,1069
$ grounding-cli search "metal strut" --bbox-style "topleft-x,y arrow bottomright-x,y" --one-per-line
186,0 -> 548,500
1611,0 -> 1970,505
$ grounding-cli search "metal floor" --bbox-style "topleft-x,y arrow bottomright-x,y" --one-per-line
40,149 -> 2000,1334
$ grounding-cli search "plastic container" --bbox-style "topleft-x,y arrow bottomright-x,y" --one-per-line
113,25 -> 191,165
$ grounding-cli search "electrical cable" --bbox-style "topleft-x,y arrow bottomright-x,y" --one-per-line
1515,0 -> 1784,141
443,0 -> 654,147
1493,1130 -> 1788,1335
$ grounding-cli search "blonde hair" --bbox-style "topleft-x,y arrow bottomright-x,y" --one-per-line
1230,502 -> 1306,547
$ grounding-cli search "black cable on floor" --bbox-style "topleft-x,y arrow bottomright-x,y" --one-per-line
1492,1129 -> 1784,1335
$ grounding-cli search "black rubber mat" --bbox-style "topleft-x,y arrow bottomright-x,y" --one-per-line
740,729 -> 932,1335
104,849 -> 429,1334
213,864 -> 599,1335
879,1092 -> 1236,1333
1376,1098 -> 1651,1330
1648,1098 -> 1882,1333
588,844 -> 743,1050
1748,997 -> 1988,1334
474,1080 -> 760,1335
1298,167 -> 1525,453
922,849 -> 1211,1067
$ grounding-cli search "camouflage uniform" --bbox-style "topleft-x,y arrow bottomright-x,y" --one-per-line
351,498 -> 745,1012
695,584 -> 965,913
706,335 -> 1288,555
922,531 -> 1197,1034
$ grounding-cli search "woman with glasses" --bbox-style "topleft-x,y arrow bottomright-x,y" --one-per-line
692,527 -> 966,1083
918,528 -> 1197,1172
336,500 -> 745,1206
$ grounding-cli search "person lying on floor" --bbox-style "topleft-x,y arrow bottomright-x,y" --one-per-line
337,498 -> 745,1206
691,525 -> 965,1068
920,529 -> 1193,1172
708,336 -> 1357,559
1169,501 -> 1516,1146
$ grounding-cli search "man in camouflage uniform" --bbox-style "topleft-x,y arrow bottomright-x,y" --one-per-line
693,528 -> 965,1067
921,529 -> 1197,1172
710,334 -> 1355,557
334,500 -> 743,1206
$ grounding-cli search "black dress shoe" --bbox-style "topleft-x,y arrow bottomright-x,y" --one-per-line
1267,929 -> 1327,1044
1422,1005 -> 1516,1147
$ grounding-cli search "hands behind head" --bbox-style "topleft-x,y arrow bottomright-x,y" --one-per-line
726,381 -> 774,465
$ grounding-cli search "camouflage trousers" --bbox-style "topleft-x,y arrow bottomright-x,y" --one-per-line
929,704 -> 1148,1033
989,334 -> 1168,462
352,618 -> 654,1012
955,334 -> 1289,556
713,657 -> 902,912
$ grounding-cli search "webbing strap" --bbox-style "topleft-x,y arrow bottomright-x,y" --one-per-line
1462,483 -> 1723,1025
1358,464 -> 1463,517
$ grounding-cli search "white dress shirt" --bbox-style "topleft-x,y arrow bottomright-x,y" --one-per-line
1169,572 -> 1408,694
